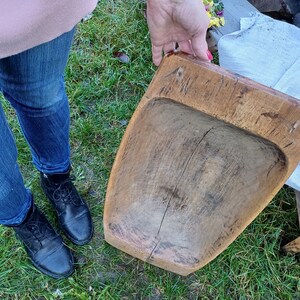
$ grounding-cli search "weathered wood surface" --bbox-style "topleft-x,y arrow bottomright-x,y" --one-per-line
104,53 -> 300,275
283,190 -> 300,254
248,0 -> 300,15
283,237 -> 300,254
210,0 -> 300,255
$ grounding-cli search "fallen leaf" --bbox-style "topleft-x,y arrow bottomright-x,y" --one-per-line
113,51 -> 130,63
119,120 -> 128,126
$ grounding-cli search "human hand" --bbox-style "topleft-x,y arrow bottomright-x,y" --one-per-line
147,0 -> 211,66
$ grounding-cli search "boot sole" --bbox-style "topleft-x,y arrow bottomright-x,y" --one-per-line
63,222 -> 94,246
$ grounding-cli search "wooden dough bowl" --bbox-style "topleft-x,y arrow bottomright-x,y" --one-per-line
104,53 -> 300,275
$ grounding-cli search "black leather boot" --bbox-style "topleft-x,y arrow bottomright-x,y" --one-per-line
40,169 -> 93,245
13,204 -> 74,279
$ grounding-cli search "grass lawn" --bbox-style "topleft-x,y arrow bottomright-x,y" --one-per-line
0,1 -> 299,299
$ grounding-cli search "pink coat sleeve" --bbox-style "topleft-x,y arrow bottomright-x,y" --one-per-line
0,0 -> 97,58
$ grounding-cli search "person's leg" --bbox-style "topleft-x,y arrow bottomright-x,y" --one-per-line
0,97 -> 73,278
0,28 -> 93,246
0,101 -> 31,226
0,29 -> 74,174
0,30 -> 83,278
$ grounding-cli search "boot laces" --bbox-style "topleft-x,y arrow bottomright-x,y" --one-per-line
18,217 -> 52,247
52,176 -> 81,205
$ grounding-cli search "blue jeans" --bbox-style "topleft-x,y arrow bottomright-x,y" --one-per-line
0,28 -> 75,225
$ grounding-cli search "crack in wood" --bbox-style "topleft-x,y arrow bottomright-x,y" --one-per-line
147,126 -> 215,261
283,142 -> 293,148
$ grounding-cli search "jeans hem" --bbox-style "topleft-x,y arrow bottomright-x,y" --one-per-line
35,161 -> 71,175
0,190 -> 33,226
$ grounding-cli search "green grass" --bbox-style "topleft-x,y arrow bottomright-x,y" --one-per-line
0,1 -> 300,299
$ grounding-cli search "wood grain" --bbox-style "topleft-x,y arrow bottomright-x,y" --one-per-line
104,53 -> 300,275
283,189 -> 300,255
283,237 -> 300,254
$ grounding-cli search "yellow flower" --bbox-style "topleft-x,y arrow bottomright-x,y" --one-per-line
203,0 -> 225,28
219,17 -> 225,26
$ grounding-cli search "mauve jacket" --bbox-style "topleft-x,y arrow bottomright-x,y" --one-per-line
0,0 -> 97,59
